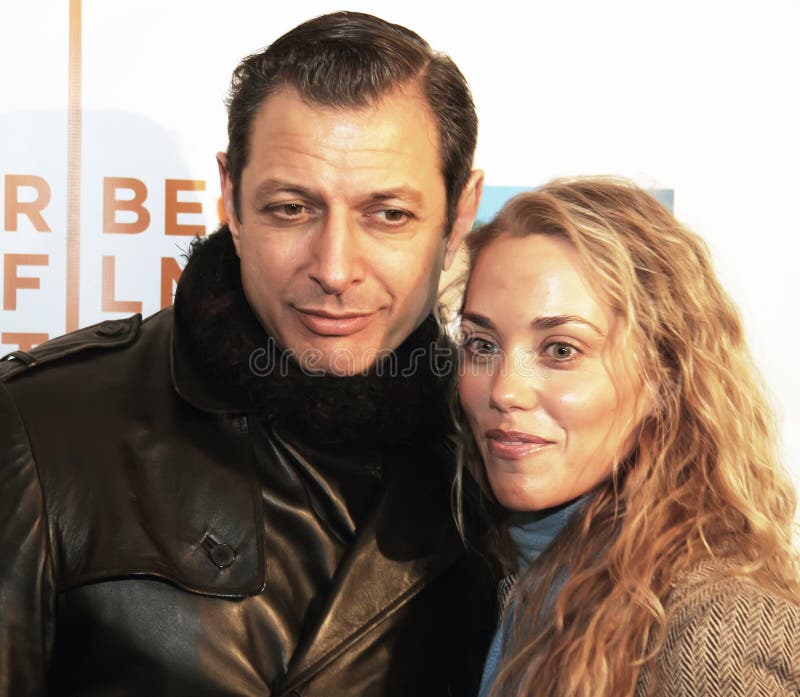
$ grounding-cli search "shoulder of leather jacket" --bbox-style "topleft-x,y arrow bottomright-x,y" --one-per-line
0,314 -> 143,381
1,308 -> 266,598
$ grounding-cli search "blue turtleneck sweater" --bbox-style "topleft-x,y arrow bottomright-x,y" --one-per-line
477,496 -> 587,697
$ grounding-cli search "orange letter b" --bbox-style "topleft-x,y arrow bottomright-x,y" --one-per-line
103,177 -> 150,234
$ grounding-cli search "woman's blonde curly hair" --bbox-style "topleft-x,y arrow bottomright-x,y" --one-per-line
452,176 -> 800,697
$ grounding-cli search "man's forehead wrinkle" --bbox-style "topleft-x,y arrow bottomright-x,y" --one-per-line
253,140 -> 336,165
261,141 -> 412,158
252,123 -> 415,156
250,140 -> 419,178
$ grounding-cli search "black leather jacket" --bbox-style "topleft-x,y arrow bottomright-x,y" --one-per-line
0,309 -> 495,696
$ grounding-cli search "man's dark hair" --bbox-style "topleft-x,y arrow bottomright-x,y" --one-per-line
225,11 -> 478,233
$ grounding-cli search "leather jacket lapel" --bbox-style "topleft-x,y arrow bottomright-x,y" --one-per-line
276,446 -> 462,694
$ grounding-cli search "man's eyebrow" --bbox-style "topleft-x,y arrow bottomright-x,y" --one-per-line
251,181 -> 425,207
253,179 -> 317,204
366,189 -> 425,206
531,314 -> 605,335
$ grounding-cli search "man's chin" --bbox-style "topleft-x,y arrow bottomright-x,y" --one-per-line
294,349 -> 388,377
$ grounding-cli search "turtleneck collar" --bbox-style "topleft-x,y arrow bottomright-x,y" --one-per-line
171,226 -> 453,449
508,495 -> 589,571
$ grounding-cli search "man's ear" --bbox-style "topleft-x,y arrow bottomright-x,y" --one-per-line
217,152 -> 241,254
443,169 -> 484,271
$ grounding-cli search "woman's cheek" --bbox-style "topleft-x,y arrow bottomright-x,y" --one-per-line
543,372 -> 616,429
458,371 -> 486,420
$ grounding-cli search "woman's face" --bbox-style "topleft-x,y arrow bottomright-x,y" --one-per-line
458,233 -> 648,511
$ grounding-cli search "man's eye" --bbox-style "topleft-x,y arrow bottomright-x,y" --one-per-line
263,203 -> 315,224
382,209 -> 407,223
543,342 -> 578,362
270,203 -> 306,219
367,208 -> 412,226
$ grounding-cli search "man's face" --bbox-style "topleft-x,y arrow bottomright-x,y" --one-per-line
219,84 -> 481,375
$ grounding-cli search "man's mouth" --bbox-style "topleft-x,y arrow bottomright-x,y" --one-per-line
294,308 -> 377,336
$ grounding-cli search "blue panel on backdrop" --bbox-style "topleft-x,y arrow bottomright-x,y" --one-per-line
652,189 -> 674,210
475,186 -> 530,225
477,185 -> 674,228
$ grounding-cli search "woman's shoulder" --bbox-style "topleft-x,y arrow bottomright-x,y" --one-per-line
637,560 -> 800,697
664,559 -> 800,623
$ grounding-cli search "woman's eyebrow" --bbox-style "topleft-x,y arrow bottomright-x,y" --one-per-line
531,314 -> 605,336
461,312 -> 496,330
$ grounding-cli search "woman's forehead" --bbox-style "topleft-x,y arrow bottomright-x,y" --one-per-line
464,233 -> 613,334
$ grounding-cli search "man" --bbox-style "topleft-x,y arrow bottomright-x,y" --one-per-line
0,11 -> 495,697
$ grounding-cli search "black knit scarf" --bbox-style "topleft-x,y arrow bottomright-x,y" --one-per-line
173,226 -> 453,449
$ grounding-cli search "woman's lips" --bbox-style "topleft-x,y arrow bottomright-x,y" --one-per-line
294,308 -> 376,336
485,429 -> 554,459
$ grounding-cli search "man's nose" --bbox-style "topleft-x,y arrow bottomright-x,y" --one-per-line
488,350 -> 540,412
308,212 -> 364,295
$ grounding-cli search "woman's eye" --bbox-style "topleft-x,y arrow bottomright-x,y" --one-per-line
544,342 -> 578,361
464,337 -> 500,357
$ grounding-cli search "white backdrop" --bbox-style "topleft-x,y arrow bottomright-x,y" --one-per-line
1,1 -> 799,494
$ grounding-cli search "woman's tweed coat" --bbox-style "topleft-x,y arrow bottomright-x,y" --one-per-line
636,562 -> 800,696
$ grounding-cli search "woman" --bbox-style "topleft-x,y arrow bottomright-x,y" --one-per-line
453,177 -> 800,697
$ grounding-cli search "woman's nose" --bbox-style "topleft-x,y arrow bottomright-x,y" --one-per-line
488,349 -> 540,412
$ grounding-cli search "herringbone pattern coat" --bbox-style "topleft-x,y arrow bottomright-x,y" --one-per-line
636,562 -> 800,696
